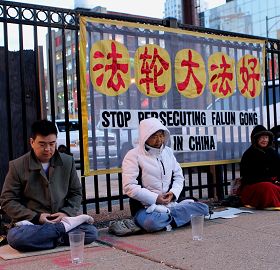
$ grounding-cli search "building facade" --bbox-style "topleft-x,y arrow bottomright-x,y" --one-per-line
200,0 -> 280,39
164,0 -> 183,22
46,29 -> 78,119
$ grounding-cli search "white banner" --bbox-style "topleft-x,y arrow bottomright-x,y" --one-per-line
170,135 -> 217,152
99,109 -> 259,129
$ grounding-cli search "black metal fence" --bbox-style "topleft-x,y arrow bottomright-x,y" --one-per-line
0,0 -> 279,215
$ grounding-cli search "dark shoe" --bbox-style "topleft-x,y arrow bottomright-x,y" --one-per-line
122,219 -> 142,233
108,219 -> 142,236
108,220 -> 132,236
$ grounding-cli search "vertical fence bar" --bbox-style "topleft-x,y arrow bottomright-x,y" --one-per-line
270,49 -> 277,127
265,41 -> 271,128
223,164 -> 228,196
61,27 -> 70,147
197,167 -> 202,198
47,16 -> 55,121
74,14 -> 87,213
18,7 -> 28,152
118,172 -> 124,210
188,168 -> 193,198
3,4 -> 13,160
207,165 -> 214,198
32,10 -> 42,119
94,175 -> 100,214
106,173 -> 112,212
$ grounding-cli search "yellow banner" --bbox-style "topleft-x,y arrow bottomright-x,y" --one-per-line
80,16 -> 266,176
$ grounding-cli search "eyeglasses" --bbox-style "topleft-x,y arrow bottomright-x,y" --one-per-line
149,131 -> 165,140
38,141 -> 56,149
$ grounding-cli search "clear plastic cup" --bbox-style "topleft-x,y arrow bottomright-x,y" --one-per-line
191,214 -> 204,241
68,230 -> 85,264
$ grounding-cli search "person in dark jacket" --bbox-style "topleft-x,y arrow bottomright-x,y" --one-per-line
240,125 -> 280,209
0,120 -> 98,251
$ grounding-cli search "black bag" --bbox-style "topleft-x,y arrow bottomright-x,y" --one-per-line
221,195 -> 242,208
129,198 -> 144,217
129,167 -> 144,217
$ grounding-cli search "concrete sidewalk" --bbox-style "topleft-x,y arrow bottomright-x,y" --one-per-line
0,208 -> 279,270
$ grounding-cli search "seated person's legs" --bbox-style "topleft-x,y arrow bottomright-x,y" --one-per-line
7,223 -> 66,251
7,215 -> 98,251
134,208 -> 172,232
169,201 -> 209,227
62,223 -> 98,245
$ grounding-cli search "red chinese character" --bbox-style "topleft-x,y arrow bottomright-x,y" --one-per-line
92,41 -> 129,92
139,46 -> 169,95
92,50 -> 105,86
239,57 -> 260,97
210,55 -> 233,96
177,50 -> 203,94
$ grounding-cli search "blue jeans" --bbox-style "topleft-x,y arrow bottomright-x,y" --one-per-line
134,201 -> 209,232
7,222 -> 98,251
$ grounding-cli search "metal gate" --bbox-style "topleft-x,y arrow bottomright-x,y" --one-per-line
0,0 -> 279,215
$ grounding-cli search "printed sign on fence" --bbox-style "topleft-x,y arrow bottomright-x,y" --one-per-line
79,16 -> 266,175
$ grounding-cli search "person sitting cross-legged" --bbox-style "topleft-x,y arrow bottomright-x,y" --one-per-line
0,119 -> 98,251
239,125 -> 280,209
122,117 -> 209,233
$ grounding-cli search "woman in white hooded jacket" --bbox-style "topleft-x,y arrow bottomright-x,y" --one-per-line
122,118 -> 209,232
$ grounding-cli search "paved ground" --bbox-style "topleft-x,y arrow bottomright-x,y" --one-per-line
0,208 -> 280,270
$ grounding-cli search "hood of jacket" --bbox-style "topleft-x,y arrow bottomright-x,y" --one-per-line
138,117 -> 170,152
250,125 -> 274,146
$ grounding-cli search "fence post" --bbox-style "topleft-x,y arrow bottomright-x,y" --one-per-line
215,165 -> 225,200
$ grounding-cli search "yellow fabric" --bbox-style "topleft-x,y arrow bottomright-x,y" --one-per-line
244,205 -> 280,211
79,16 -> 266,175
175,49 -> 206,98
79,16 -> 90,174
208,52 -> 236,98
244,205 -> 255,209
237,54 -> 261,98
263,207 -> 280,211
90,40 -> 131,96
134,44 -> 171,97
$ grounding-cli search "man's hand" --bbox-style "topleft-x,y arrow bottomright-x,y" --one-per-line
39,212 -> 68,224
39,213 -> 52,224
156,192 -> 174,205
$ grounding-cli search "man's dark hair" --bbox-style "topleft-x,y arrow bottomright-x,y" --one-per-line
31,119 -> 57,139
